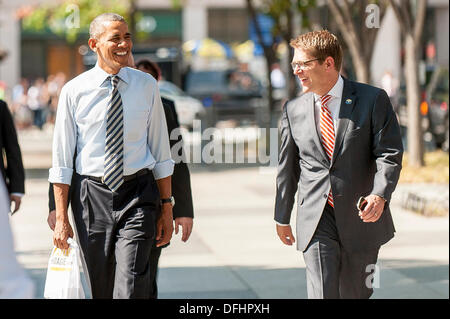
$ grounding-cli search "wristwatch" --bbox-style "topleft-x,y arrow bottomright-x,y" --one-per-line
160,196 -> 175,207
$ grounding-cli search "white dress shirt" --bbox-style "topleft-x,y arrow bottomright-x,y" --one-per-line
49,63 -> 174,185
276,75 -> 344,226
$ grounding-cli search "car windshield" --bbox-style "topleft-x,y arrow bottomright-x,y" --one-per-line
186,71 -> 226,94
158,81 -> 187,97
186,71 -> 261,96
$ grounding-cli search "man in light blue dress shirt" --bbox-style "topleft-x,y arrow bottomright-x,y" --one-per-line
48,13 -> 175,298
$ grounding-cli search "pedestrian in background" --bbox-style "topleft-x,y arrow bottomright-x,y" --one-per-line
0,99 -> 25,214
0,177 -> 34,298
135,57 -> 194,298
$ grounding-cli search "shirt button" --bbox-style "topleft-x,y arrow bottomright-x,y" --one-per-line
324,194 -> 328,198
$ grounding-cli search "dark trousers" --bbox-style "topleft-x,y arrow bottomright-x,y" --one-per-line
71,170 -> 159,299
303,204 -> 379,299
149,244 -> 163,299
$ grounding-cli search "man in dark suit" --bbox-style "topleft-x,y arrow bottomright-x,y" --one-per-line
274,30 -> 403,299
48,56 -> 194,299
0,99 -> 25,214
135,58 -> 194,298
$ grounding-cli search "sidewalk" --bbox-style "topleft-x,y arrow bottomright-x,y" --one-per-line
8,128 -> 449,299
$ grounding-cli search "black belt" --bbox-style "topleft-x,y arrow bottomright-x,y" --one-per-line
87,168 -> 150,183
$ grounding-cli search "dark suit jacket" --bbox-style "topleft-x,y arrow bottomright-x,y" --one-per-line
0,99 -> 25,194
49,96 -> 194,220
274,78 -> 403,253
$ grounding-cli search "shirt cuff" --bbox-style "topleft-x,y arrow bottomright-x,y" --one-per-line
48,167 -> 73,185
152,159 -> 175,180
276,222 -> 290,226
10,193 -> 24,198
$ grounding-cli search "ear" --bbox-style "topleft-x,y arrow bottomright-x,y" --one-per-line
88,38 -> 97,52
325,56 -> 335,70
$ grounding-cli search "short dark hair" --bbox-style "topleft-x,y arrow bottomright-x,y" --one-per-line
89,13 -> 126,40
135,59 -> 161,80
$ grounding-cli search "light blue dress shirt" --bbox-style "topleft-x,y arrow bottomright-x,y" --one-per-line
48,63 -> 174,185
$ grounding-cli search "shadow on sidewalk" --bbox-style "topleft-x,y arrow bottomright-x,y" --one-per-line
21,259 -> 448,299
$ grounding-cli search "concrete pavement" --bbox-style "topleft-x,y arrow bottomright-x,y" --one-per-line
7,127 -> 449,299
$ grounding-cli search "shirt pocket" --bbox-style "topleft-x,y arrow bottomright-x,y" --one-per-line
124,110 -> 149,142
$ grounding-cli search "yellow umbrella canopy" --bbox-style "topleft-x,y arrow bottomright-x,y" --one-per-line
183,38 -> 233,59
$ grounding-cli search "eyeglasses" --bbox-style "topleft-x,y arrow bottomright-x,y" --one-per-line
291,58 -> 320,71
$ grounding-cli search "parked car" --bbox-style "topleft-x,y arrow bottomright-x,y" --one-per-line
185,70 -> 266,126
396,67 -> 449,152
158,80 -> 205,130
424,67 -> 449,151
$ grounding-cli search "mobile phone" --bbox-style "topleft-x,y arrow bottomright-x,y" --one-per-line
357,196 -> 368,211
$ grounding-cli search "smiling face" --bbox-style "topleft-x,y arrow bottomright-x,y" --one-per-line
88,20 -> 132,74
292,48 -> 339,96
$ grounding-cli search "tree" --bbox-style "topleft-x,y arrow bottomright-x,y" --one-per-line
246,0 -> 277,117
388,0 -> 427,167
262,0 -> 316,99
327,0 -> 387,84
245,0 -> 316,112
18,0 -> 181,43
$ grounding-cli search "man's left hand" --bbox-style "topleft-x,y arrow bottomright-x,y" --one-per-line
10,194 -> 22,214
156,204 -> 174,247
174,217 -> 193,242
359,194 -> 386,223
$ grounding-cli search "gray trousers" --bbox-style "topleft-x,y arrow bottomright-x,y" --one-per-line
71,171 -> 158,299
303,204 -> 379,299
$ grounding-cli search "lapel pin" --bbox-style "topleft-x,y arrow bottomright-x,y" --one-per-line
345,99 -> 352,104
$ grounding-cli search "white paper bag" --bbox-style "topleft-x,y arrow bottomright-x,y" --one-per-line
43,238 -> 85,299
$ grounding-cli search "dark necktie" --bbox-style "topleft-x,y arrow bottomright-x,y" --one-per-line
104,75 -> 124,192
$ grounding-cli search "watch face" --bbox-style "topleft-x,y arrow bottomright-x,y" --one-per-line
161,196 -> 175,207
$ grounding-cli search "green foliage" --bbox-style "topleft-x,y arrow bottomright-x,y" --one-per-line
21,0 -> 131,43
170,0 -> 183,9
261,0 -> 316,36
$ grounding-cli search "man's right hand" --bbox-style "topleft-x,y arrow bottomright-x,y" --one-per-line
276,224 -> 296,246
53,218 -> 74,250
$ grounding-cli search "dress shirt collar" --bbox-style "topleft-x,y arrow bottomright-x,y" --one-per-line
91,62 -> 130,87
314,74 -> 344,101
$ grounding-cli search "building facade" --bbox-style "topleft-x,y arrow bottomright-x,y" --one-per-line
0,0 -> 448,100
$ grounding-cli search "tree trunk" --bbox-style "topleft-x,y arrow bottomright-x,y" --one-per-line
346,41 -> 370,83
287,47 -> 297,99
404,34 -> 424,167
246,0 -> 276,114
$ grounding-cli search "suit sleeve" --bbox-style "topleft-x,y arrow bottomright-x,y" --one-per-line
370,89 -> 404,202
162,98 -> 194,219
274,101 -> 300,224
0,101 -> 25,194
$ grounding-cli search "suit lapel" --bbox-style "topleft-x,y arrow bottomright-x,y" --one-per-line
332,78 -> 356,164
307,93 -> 329,164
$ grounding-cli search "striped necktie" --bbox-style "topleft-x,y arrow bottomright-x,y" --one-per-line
319,94 -> 334,207
104,75 -> 124,192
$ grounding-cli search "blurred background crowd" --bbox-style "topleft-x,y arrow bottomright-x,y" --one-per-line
7,73 -> 66,130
